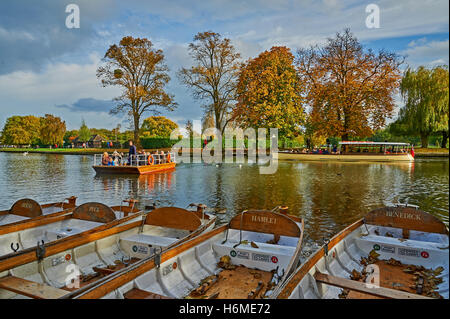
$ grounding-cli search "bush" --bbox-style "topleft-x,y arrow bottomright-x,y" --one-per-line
140,137 -> 181,149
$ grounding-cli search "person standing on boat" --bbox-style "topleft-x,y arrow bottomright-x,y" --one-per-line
128,141 -> 137,165
102,152 -> 110,165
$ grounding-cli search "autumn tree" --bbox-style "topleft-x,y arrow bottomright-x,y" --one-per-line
178,31 -> 241,134
397,65 -> 449,148
97,36 -> 177,146
297,29 -> 403,140
40,114 -> 66,146
141,116 -> 178,137
64,130 -> 79,144
185,120 -> 193,137
1,115 -> 41,145
78,119 -> 91,142
234,46 -> 305,137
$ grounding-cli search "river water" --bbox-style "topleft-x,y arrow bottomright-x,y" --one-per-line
0,152 -> 448,256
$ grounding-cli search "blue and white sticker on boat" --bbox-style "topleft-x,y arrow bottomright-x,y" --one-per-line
230,250 -> 250,259
132,245 -> 148,254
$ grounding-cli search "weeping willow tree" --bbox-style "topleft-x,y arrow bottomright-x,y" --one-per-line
398,65 -> 449,148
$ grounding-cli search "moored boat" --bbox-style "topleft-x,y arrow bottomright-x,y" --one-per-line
0,196 -> 78,227
277,141 -> 415,162
92,153 -> 176,175
272,205 -> 448,299
0,203 -> 215,299
0,200 -> 144,258
63,208 -> 304,299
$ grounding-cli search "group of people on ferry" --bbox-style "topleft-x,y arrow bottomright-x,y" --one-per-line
101,140 -> 172,166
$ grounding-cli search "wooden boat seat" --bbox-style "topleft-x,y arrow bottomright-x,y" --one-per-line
365,207 -> 449,235
313,271 -> 431,299
124,287 -> 172,299
0,276 -> 68,299
354,232 -> 448,268
72,202 -> 117,224
9,199 -> 43,218
144,207 -> 202,231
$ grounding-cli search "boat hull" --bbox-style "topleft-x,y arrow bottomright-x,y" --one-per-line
273,208 -> 449,299
68,211 -> 304,299
275,152 -> 414,162
93,162 -> 176,175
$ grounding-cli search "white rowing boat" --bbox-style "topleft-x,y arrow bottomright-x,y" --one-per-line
64,208 -> 304,299
0,200 -> 144,258
0,197 -> 77,227
0,204 -> 215,299
272,205 -> 449,299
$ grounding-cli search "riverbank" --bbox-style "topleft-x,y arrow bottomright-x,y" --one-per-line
414,148 -> 449,158
0,147 -> 169,155
0,147 -> 448,157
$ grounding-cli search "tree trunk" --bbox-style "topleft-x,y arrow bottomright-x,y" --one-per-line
441,131 -> 448,149
420,133 -> 429,148
133,115 -> 140,148
341,133 -> 349,141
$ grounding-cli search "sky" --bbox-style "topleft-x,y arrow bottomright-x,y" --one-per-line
0,0 -> 448,131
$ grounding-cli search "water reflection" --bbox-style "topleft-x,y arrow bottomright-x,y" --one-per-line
0,153 -> 447,253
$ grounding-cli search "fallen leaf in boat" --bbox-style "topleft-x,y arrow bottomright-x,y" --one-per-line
251,242 -> 259,248
386,258 -> 402,266
220,255 -> 231,263
433,266 -> 444,276
385,232 -> 394,237
218,255 -> 236,270
374,229 -> 380,236
241,240 -> 249,245
369,249 -> 380,260
350,269 -> 362,281
360,257 -> 368,266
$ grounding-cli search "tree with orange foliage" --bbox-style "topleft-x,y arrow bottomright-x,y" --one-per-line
97,36 -> 177,146
233,46 -> 305,137
297,29 -> 403,141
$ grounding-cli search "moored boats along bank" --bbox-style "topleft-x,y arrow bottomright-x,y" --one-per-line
0,203 -> 215,299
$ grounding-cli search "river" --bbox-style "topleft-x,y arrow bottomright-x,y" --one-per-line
0,152 -> 448,257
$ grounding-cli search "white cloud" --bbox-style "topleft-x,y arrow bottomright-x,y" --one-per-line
402,39 -> 449,68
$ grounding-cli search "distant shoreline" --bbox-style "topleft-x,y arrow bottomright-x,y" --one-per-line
0,147 -> 448,158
